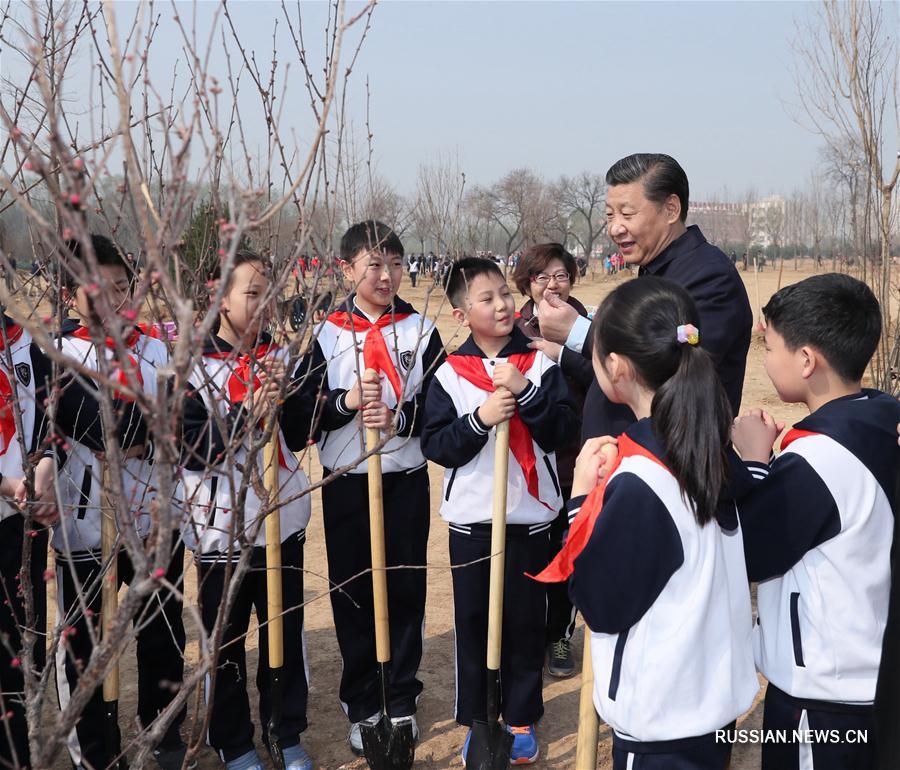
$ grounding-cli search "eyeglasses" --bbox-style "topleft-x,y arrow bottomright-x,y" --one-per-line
531,272 -> 571,285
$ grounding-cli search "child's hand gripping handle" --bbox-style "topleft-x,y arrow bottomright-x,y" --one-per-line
364,369 -> 391,664
486,419 -> 510,671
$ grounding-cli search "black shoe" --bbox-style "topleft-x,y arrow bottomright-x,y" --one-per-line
547,638 -> 575,678
153,742 -> 198,770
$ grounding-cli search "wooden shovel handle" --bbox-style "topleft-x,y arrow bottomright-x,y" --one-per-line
364,369 -> 391,664
486,420 -> 510,671
100,463 -> 118,702
264,428 -> 284,669
575,628 -> 599,768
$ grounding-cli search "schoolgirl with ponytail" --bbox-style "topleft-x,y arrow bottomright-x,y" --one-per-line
535,276 -> 758,770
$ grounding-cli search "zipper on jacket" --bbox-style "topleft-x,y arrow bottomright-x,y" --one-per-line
608,627 -> 629,701
76,465 -> 93,519
790,592 -> 805,667
444,468 -> 458,502
543,455 -> 561,497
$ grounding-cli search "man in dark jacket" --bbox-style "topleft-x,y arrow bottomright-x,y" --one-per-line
536,153 -> 752,440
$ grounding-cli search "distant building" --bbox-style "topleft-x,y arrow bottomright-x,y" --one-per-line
684,196 -> 786,250
748,196 -> 786,250
686,201 -> 746,245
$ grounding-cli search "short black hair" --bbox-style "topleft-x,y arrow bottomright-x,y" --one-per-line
763,273 -> 881,382
63,234 -> 129,290
209,249 -> 270,292
445,257 -> 504,309
340,220 -> 404,263
606,153 -> 690,223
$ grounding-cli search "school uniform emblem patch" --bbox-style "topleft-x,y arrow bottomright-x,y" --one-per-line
399,351 -> 413,371
14,363 -> 30,386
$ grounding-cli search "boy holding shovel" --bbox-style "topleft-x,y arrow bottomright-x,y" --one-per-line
180,249 -> 315,770
297,221 -> 444,758
421,257 -> 579,765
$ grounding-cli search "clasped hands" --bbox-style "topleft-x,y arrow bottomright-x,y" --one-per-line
476,364 -> 529,427
344,370 -> 392,430
732,408 -> 786,463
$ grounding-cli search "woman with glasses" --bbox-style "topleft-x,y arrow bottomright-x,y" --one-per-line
511,243 -> 590,680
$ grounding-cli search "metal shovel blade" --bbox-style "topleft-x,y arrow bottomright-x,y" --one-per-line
266,666 -> 285,768
359,713 -> 415,770
465,718 -> 512,770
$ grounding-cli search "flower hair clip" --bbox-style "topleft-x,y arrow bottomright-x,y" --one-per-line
676,324 -> 700,346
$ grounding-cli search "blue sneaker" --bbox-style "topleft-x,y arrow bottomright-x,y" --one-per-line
508,724 -> 539,765
461,728 -> 472,767
282,742 -> 313,770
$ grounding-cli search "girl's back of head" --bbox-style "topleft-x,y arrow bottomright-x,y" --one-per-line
593,277 -> 732,525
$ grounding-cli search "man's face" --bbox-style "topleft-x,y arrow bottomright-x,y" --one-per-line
605,182 -> 678,267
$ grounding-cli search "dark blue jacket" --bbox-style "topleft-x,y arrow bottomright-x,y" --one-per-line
582,225 -> 752,440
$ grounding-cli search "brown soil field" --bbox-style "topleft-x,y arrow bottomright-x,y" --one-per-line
46,261 -> 884,769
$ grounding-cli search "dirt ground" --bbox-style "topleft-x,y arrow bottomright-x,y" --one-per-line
48,261 -> 852,769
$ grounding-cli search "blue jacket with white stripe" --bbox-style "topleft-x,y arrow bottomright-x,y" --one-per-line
734,390 -> 900,704
421,327 -> 579,526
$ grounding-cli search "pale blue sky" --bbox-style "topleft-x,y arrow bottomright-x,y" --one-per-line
357,0 -> 822,198
4,1 -> 896,200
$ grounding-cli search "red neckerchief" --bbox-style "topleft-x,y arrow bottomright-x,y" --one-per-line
531,434 -> 666,583
72,324 -> 141,350
446,351 -> 554,511
0,324 -> 24,455
0,324 -> 23,351
780,428 -> 818,450
138,322 -> 163,339
71,325 -> 144,401
0,371 -> 14,457
327,310 -> 412,400
204,341 -> 288,469
205,341 -> 278,404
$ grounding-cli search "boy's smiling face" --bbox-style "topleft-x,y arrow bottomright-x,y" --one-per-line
342,248 -> 403,316
452,271 -> 515,340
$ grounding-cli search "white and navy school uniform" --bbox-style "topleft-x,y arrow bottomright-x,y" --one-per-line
180,332 -> 313,762
568,419 -> 758,770
49,319 -> 188,768
421,327 -> 580,727
297,295 -> 444,723
0,317 -> 69,769
734,390 -> 900,770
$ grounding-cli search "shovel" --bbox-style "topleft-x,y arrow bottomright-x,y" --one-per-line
359,369 -> 415,770
574,628 -> 599,768
101,463 -> 127,769
263,429 -> 286,768
466,419 -> 513,770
